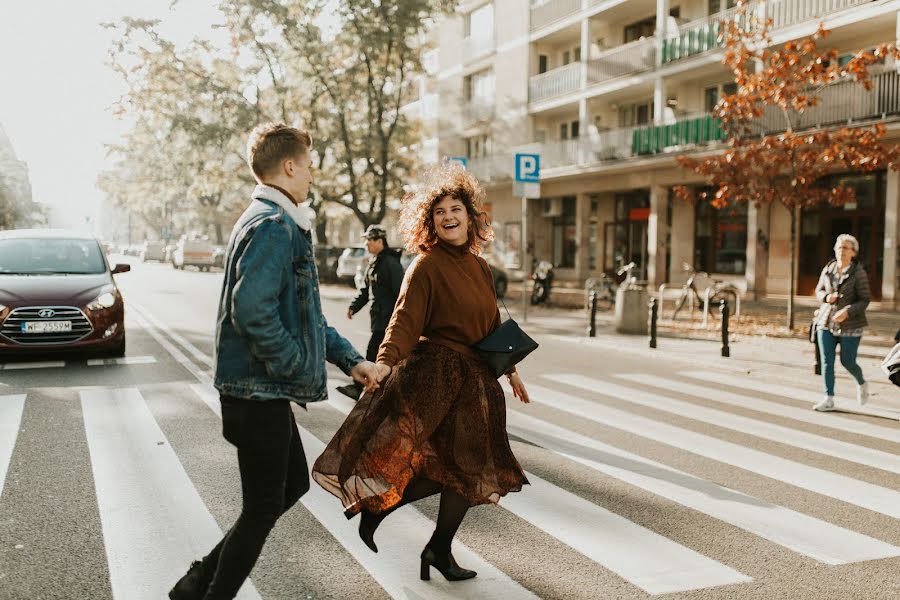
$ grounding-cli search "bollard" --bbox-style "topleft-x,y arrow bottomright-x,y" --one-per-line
587,291 -> 598,337
649,297 -> 658,349
720,299 -> 730,357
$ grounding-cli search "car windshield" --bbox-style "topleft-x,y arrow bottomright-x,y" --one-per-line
0,238 -> 107,275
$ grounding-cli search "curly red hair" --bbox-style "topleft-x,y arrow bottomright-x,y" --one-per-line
398,161 -> 493,255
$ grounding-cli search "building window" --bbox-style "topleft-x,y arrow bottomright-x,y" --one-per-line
562,50 -> 571,65
538,54 -> 548,74
464,69 -> 495,104
708,0 -> 737,14
694,197 -> 748,274
560,123 -> 569,140
704,82 -> 738,112
551,197 -> 577,269
466,134 -> 492,158
464,2 -> 494,39
603,191 -> 650,277
624,16 -> 656,43
619,100 -> 654,127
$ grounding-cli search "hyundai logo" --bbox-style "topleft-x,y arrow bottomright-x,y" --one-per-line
38,309 -> 56,318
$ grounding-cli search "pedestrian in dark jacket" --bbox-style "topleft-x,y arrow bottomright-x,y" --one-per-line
168,123 -> 379,600
812,233 -> 870,412
338,225 -> 404,400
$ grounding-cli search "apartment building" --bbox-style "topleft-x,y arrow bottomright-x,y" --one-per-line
405,0 -> 900,308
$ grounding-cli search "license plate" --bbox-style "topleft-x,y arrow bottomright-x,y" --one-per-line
22,321 -> 72,334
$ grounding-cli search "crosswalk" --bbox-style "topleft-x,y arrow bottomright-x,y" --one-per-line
2,362 -> 900,598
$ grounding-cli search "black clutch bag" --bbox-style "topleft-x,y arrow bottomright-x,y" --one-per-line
474,317 -> 539,378
472,259 -> 538,378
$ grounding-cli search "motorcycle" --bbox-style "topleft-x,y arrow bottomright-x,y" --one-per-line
530,259 -> 554,305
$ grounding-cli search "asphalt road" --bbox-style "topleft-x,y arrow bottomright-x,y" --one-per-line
1,257 -> 899,600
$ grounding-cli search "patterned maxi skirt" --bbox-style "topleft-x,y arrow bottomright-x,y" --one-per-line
312,342 -> 528,515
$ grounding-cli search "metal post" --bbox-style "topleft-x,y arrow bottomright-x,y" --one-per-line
702,287 -> 712,328
649,297 -> 658,348
588,291 -> 598,337
720,298 -> 730,357
521,195 -> 529,323
657,284 -> 667,318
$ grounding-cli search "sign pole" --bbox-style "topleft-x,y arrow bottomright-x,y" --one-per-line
522,194 -> 529,323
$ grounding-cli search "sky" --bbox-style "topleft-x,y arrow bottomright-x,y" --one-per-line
0,1 -> 227,233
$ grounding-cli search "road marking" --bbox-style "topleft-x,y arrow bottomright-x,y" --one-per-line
0,395 -> 26,498
0,361 -> 65,370
81,388 -> 260,600
86,356 -> 157,367
546,374 -> 900,476
128,310 -> 211,384
536,376 -> 900,520
190,383 -> 539,600
679,371 -> 900,423
127,302 -> 214,368
499,383 -> 899,565
326,387 -> 751,595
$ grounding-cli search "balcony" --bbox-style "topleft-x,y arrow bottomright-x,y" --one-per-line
462,32 -> 495,64
529,62 -> 582,103
588,38 -> 657,85
662,0 -> 876,64
461,101 -> 496,127
530,0 -> 582,32
468,154 -> 512,183
632,114 -> 724,155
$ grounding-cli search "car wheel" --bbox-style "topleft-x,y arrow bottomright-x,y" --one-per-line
494,276 -> 508,299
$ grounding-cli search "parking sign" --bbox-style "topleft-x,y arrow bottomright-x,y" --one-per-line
514,153 -> 540,183
448,156 -> 468,168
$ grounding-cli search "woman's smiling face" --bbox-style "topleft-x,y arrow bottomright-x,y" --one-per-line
433,195 -> 470,246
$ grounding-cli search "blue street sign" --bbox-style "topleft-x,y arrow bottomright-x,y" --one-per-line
448,156 -> 468,168
515,153 -> 540,183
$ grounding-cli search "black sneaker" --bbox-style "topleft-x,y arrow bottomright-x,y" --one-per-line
336,383 -> 364,401
169,560 -> 211,600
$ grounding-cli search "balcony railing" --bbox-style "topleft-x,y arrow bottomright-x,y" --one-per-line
461,101 -> 495,127
530,0 -> 582,32
468,154 -> 512,182
584,126 -> 643,162
588,38 -> 657,85
462,33 -> 495,63
632,114 -> 724,155
663,0 -> 875,64
529,62 -> 582,103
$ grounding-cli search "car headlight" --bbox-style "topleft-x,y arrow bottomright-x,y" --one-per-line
87,292 -> 117,311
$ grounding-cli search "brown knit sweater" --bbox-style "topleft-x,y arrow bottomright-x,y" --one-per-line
376,240 -> 502,368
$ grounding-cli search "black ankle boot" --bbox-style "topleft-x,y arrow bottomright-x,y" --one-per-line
419,545 -> 477,581
169,560 -> 212,600
359,509 -> 383,553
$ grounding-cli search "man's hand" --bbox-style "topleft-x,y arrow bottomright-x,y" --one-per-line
833,307 -> 850,324
507,372 -> 530,404
346,309 -> 354,320
350,361 -> 380,392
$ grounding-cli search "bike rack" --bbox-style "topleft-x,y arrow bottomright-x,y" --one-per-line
700,286 -> 741,328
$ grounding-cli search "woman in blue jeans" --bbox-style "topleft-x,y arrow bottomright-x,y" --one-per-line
812,234 -> 871,411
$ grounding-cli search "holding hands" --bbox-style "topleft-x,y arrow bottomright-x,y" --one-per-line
350,361 -> 382,393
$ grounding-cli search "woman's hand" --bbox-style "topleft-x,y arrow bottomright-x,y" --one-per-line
827,292 -> 840,304
833,307 -> 850,324
507,372 -> 530,404
374,362 -> 392,383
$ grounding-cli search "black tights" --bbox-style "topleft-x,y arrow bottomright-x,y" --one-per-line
363,477 -> 470,553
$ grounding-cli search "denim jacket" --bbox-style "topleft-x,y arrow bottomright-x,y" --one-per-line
214,187 -> 363,403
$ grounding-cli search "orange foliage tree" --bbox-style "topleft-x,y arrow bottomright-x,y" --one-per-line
675,5 -> 900,330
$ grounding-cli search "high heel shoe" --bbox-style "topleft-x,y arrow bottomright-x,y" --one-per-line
419,545 -> 477,581
358,510 -> 382,553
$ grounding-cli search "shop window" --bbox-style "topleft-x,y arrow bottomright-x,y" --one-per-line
551,196 -> 577,268
694,198 -> 748,274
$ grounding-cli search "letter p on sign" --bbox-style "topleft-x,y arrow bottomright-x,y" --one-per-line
515,153 -> 540,183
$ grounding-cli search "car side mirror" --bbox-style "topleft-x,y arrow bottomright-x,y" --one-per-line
112,264 -> 131,275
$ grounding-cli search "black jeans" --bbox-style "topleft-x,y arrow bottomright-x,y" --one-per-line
201,395 -> 310,600
366,329 -> 386,363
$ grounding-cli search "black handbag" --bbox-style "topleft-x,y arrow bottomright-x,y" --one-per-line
473,261 -> 538,378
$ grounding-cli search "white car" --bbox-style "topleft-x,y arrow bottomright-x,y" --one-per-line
140,240 -> 167,262
336,246 -> 368,286
171,238 -> 216,271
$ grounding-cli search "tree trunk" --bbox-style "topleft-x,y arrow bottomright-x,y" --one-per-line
788,207 -> 796,331
316,217 -> 327,246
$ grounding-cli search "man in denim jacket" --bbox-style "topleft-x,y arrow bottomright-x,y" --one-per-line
170,124 -> 379,600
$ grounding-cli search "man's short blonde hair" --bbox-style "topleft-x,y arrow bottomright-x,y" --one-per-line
246,123 -> 312,180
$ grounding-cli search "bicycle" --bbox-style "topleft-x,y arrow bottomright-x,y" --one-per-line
672,263 -> 739,319
584,262 -> 636,311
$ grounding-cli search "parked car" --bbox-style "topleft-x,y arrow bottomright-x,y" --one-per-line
140,240 -> 167,262
314,244 -> 344,283
336,246 -> 368,286
0,229 -> 130,357
171,237 -> 216,271
399,251 -> 508,298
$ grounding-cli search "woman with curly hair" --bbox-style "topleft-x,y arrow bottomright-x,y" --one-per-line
312,161 -> 530,582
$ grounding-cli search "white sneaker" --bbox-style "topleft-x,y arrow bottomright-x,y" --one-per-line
813,396 -> 835,411
857,382 -> 869,406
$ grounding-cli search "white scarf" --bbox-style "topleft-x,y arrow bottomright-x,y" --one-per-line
251,184 -> 314,232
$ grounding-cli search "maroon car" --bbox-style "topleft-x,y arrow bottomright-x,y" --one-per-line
0,229 -> 130,357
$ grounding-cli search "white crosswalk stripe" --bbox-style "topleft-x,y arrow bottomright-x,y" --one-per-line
540,374 -> 900,520
0,395 -> 25,498
326,389 -> 752,595
80,388 -> 261,600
